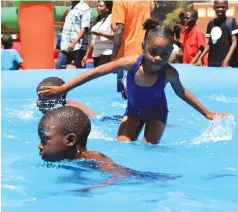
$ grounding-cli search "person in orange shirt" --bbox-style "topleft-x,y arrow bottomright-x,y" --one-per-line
182,9 -> 208,66
111,0 -> 155,99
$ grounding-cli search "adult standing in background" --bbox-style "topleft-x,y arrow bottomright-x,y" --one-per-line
55,0 -> 91,69
81,1 -> 114,68
111,0 -> 155,99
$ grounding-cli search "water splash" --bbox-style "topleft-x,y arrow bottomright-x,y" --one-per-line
89,125 -> 115,141
191,116 -> 235,144
209,94 -> 238,103
4,109 -> 35,120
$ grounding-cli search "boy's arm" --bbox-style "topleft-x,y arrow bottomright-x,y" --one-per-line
39,56 -> 136,96
167,67 -> 230,120
111,1 -> 125,60
111,23 -> 124,60
15,51 -> 23,70
66,99 -> 96,117
72,152 -> 131,192
222,35 -> 237,67
67,28 -> 87,53
196,22 -> 212,65
191,31 -> 206,64
190,49 -> 202,65
71,174 -> 127,192
16,63 -> 23,70
196,41 -> 209,66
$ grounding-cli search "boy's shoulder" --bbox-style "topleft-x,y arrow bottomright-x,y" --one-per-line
1,48 -> 17,55
2,48 -> 19,54
83,150 -> 114,164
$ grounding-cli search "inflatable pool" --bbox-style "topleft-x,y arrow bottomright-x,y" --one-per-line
2,65 -> 238,211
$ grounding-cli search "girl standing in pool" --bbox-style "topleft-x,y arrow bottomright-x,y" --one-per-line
39,19 -> 229,144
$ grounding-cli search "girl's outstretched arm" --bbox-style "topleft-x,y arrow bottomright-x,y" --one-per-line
167,67 -> 230,120
39,56 -> 137,97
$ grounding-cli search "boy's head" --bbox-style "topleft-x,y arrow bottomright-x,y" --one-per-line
142,19 -> 174,70
179,10 -> 187,25
1,34 -> 13,49
38,106 -> 91,162
183,9 -> 198,27
36,77 -> 67,114
213,1 -> 228,17
71,1 -> 80,8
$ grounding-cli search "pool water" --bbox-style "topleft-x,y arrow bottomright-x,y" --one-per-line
2,65 -> 238,212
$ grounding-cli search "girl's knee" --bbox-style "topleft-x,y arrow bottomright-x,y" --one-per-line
117,135 -> 134,142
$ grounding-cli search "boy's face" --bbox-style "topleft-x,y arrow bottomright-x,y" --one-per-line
144,37 -> 173,71
214,1 -> 228,17
183,12 -> 196,27
38,122 -> 68,162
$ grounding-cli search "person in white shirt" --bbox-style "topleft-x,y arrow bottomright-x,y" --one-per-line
81,1 -> 114,67
55,0 -> 91,69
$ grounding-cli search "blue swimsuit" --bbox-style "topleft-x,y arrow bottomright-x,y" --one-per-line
125,54 -> 168,124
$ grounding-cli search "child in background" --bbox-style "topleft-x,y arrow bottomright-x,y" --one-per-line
1,34 -> 23,70
169,10 -> 186,64
39,19 -> 229,144
182,9 -> 207,65
197,0 -> 238,67
38,106 -> 179,191
36,77 -> 96,117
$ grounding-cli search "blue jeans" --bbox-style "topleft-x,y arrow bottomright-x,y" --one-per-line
55,49 -> 86,69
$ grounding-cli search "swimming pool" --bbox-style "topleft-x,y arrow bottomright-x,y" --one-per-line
2,65 -> 238,212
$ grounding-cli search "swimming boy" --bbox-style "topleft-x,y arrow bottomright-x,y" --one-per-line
197,0 -> 238,67
36,77 -> 96,116
39,19 -> 229,144
38,106 -> 179,191
1,34 -> 23,70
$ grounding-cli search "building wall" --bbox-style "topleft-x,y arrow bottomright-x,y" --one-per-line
193,2 -> 238,33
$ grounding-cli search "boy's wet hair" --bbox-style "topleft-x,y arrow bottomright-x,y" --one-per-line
143,19 -> 174,44
1,34 -> 13,49
37,77 -> 67,99
39,106 -> 91,148
187,9 -> 198,20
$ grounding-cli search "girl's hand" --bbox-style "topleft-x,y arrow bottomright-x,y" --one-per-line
38,85 -> 66,97
205,112 -> 231,120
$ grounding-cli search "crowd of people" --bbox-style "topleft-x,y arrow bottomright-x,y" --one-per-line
2,0 -> 238,71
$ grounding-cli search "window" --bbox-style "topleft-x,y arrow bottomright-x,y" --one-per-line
198,8 -> 206,17
227,8 -> 234,17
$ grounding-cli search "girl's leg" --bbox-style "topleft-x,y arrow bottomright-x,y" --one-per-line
143,120 -> 166,144
117,116 -> 145,142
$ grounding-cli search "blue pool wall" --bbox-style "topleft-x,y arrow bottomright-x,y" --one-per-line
2,64 -> 238,100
